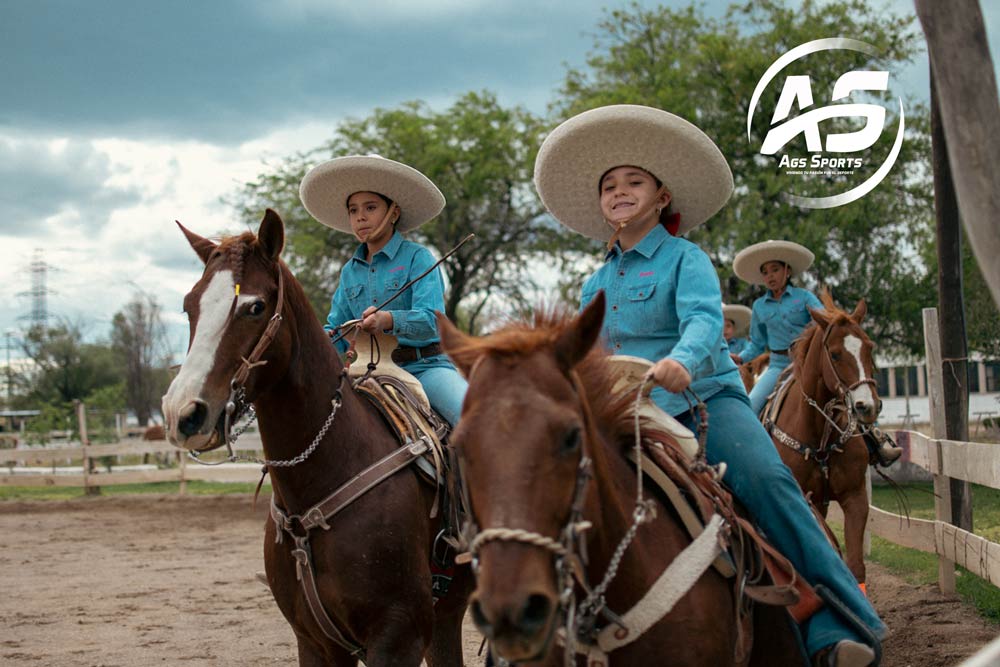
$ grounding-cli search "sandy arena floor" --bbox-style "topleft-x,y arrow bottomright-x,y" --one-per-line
1,494 -> 995,666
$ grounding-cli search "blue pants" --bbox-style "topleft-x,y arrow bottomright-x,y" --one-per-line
401,354 -> 468,427
749,351 -> 791,416
673,387 -> 886,657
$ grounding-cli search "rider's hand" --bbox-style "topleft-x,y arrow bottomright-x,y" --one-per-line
645,358 -> 692,393
359,307 -> 393,334
730,353 -> 743,365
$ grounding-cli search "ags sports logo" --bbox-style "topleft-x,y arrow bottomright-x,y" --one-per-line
747,38 -> 905,209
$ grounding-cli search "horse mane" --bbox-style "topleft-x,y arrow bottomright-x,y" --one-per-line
448,306 -> 638,448
790,289 -> 856,373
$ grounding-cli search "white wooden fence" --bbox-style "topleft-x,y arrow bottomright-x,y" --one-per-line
0,435 -> 265,492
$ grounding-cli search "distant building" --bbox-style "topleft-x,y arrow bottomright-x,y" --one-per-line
875,353 -> 1000,427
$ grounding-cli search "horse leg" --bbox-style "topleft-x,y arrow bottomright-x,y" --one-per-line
424,602 -> 467,667
838,491 -> 869,585
363,606 -> 431,667
295,634 -> 357,667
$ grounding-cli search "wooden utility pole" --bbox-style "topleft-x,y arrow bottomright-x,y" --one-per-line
929,73 -> 972,531
915,0 -> 1000,308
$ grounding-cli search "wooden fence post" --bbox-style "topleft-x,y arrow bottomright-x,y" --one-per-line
76,401 -> 100,497
178,449 -> 187,495
923,307 -> 955,593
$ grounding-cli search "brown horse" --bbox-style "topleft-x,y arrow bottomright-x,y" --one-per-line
437,295 -> 802,667
761,294 -> 880,586
162,210 -> 470,667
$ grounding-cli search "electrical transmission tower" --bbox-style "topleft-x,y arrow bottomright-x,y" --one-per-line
17,249 -> 54,327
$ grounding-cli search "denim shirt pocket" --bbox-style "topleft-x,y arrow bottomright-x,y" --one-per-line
626,283 -> 656,302
345,284 -> 365,306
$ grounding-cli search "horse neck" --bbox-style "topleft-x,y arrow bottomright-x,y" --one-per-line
795,328 -> 839,433
581,421 -> 657,604
252,277 -> 393,511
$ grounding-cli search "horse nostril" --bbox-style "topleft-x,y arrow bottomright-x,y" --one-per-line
178,400 -> 209,437
518,593 -> 553,635
470,599 -> 494,639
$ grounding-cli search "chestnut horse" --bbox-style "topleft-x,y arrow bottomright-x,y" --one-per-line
162,210 -> 470,667
437,296 -> 802,667
760,295 -> 879,586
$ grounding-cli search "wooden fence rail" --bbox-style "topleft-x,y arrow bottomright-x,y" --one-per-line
0,435 -> 265,490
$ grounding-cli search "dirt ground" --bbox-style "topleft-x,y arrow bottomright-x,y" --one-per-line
0,494 -> 995,666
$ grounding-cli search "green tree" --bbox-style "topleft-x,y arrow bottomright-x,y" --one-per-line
556,0 -> 937,356
111,293 -> 171,426
232,91 -> 590,332
18,320 -> 122,406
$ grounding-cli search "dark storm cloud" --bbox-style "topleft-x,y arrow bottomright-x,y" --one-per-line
0,0 -> 624,144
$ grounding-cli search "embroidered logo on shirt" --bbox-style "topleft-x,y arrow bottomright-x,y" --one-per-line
639,271 -> 654,277
389,265 -> 405,273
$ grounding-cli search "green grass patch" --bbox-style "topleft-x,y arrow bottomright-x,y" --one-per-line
0,480 -> 270,501
829,482 -> 1000,624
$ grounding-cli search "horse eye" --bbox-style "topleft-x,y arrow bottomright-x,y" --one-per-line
560,427 -> 581,456
248,300 -> 266,316
831,352 -> 841,361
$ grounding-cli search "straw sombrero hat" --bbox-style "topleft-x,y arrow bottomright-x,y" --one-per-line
533,105 -> 733,240
722,304 -> 752,337
733,240 -> 814,285
300,155 -> 445,234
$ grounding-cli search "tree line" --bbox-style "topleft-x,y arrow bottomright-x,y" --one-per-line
231,0 -> 999,358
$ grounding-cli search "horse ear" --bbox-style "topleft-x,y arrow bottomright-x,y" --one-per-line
851,299 -> 867,324
809,306 -> 831,328
176,221 -> 217,265
555,291 -> 606,372
258,209 -> 285,260
436,311 -> 476,376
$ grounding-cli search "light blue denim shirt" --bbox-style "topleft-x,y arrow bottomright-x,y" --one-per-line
580,224 -> 743,417
740,285 -> 823,361
325,231 -> 445,353
727,337 -> 749,357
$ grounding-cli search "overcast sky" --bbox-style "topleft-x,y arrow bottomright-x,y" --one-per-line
1,0 -> 998,362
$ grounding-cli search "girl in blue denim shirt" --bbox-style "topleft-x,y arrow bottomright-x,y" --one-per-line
534,104 -> 885,667
732,240 -> 821,416
299,155 -> 467,426
722,303 -> 752,359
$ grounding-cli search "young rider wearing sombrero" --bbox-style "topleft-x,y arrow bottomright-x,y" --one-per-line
732,242 -> 902,465
731,240 -> 822,417
722,303 -> 752,359
534,104 -> 885,667
300,155 -> 467,427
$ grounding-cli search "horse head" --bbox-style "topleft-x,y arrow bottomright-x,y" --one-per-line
806,295 -> 880,424
163,209 -> 294,451
437,293 -> 608,663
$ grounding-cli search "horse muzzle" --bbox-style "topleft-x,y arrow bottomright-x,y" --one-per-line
164,397 -> 225,451
470,588 -> 558,663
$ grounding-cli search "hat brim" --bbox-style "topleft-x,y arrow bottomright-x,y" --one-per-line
733,240 -> 814,285
533,105 -> 733,240
300,156 -> 445,234
722,304 -> 752,337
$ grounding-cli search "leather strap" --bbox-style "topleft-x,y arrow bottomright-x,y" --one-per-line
282,438 -> 430,533
290,535 -> 365,657
391,342 -> 443,364
232,266 -> 286,388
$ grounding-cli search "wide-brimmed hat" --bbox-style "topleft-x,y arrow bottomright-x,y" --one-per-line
722,304 -> 752,336
733,240 -> 814,285
533,104 -> 733,240
299,155 -> 445,234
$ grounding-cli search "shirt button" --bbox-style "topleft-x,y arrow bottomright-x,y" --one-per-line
371,268 -> 376,273
619,271 -> 625,276
612,305 -> 618,311
615,343 -> 621,349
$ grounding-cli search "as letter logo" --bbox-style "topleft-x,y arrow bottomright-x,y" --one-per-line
748,38 -> 905,209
